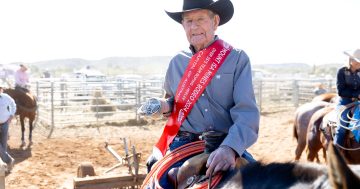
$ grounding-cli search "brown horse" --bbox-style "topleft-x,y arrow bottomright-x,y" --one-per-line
306,105 -> 335,162
311,92 -> 338,103
4,88 -> 37,147
293,93 -> 338,161
293,100 -> 330,161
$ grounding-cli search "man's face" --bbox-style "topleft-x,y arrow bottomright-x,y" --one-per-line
182,9 -> 219,52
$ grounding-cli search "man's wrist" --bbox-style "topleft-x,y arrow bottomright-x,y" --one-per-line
220,145 -> 236,157
161,97 -> 174,114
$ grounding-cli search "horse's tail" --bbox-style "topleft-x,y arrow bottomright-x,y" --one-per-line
293,123 -> 299,140
293,113 -> 299,140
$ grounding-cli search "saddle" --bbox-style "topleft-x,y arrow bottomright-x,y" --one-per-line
323,105 -> 360,143
321,109 -> 337,135
15,85 -> 30,93
167,152 -> 248,189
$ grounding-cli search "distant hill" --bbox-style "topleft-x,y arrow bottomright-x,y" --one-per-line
26,56 -> 172,77
253,62 -> 341,78
254,63 -> 311,72
14,56 -> 341,78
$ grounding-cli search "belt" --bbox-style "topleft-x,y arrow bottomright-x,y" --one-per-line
341,97 -> 359,102
177,131 -> 200,137
175,131 -> 201,142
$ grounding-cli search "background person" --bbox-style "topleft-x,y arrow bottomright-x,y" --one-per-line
0,82 -> 16,172
313,83 -> 327,96
138,0 -> 259,187
334,48 -> 360,147
14,64 -> 30,91
42,69 -> 51,78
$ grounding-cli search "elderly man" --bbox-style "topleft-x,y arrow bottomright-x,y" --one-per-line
139,0 -> 259,187
0,82 -> 16,172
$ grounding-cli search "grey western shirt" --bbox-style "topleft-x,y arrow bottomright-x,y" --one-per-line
163,38 -> 260,156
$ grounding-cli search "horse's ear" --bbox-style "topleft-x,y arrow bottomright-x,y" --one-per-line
327,144 -> 360,189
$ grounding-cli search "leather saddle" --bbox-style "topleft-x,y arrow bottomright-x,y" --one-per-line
167,152 -> 248,189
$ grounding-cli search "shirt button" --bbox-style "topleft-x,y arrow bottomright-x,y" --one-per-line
205,109 -> 208,112
201,94 -> 204,96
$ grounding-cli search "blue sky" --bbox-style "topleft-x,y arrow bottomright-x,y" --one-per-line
0,0 -> 359,65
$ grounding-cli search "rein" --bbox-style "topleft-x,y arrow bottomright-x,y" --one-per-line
335,102 -> 360,151
141,141 -> 222,189
337,102 -> 360,131
335,143 -> 360,151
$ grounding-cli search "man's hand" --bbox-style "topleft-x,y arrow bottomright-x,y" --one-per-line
206,146 -> 236,177
137,98 -> 171,118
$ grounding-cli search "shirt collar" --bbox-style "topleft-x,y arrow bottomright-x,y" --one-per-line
189,35 -> 219,55
345,67 -> 360,73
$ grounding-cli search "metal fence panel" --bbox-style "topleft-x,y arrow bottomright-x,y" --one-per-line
32,77 -> 335,137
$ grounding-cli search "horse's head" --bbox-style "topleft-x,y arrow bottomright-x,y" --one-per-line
312,93 -> 338,103
327,144 -> 360,189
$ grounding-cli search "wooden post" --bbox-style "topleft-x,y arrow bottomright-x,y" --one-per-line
292,80 -> 299,107
258,79 -> 263,112
0,158 -> 6,189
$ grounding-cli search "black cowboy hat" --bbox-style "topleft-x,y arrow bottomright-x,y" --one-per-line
165,0 -> 234,26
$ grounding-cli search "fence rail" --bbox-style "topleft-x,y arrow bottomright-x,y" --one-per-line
253,78 -> 335,112
32,77 -> 336,138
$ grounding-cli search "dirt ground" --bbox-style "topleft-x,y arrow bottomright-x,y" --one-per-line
5,108 -> 313,189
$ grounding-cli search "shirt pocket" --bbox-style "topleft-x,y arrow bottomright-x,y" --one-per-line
209,73 -> 234,105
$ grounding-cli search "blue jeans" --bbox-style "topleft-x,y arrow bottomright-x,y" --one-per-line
334,98 -> 353,146
0,121 -> 12,164
158,133 -> 256,188
349,105 -> 360,142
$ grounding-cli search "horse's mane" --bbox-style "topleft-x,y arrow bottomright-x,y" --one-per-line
219,162 -> 326,189
219,144 -> 360,189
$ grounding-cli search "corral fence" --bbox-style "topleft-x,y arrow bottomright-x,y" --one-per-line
253,78 -> 336,112
32,77 -> 335,138
32,77 -> 165,138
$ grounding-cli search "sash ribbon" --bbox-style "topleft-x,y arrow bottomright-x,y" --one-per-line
155,39 -> 233,156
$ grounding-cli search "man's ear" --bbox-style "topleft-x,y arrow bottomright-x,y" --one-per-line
213,14 -> 220,30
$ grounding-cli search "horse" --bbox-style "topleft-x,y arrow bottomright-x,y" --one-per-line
218,144 -> 360,189
292,93 -> 338,161
142,143 -> 360,189
305,105 -> 335,162
293,100 -> 330,161
311,92 -> 338,103
4,88 -> 37,147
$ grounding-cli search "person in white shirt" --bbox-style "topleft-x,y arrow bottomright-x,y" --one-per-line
0,82 -> 16,172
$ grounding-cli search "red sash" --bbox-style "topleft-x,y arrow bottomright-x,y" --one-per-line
155,39 -> 233,156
